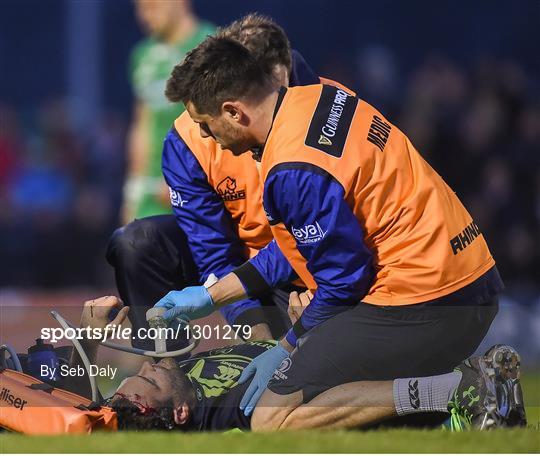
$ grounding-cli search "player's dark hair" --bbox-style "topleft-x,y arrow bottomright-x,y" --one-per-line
109,397 -> 176,431
217,13 -> 292,76
165,36 -> 273,115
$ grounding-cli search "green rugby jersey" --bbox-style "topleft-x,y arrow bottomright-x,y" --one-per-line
129,21 -> 215,218
180,340 -> 277,430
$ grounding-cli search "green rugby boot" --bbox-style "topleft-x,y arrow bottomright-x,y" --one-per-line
448,344 -> 526,430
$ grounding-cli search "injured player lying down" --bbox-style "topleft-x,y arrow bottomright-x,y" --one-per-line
69,296 -> 525,431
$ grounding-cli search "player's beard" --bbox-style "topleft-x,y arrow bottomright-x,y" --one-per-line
220,122 -> 254,156
160,358 -> 196,408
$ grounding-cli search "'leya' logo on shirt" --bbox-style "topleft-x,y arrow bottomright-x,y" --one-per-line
292,222 -> 328,244
169,187 -> 188,207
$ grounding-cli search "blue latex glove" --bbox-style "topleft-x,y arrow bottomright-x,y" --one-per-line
154,286 -> 214,321
238,343 -> 289,416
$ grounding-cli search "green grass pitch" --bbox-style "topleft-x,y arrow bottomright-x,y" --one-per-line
1,375 -> 538,453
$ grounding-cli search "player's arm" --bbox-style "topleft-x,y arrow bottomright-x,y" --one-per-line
263,164 -> 374,348
68,297 -> 129,366
122,43 -> 151,223
63,296 -> 129,397
162,130 -> 273,338
121,101 -> 150,224
205,164 -> 373,343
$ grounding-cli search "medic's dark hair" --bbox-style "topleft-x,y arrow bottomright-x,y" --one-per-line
165,36 -> 273,115
217,13 -> 292,76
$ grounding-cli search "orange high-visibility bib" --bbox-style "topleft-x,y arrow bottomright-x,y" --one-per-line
174,113 -> 272,259
0,369 -> 117,434
260,85 -> 495,305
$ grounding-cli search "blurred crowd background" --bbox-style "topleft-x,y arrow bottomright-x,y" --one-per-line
1,1 -> 539,360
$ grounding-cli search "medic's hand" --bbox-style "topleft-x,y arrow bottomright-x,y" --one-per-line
154,286 -> 214,321
238,343 -> 289,416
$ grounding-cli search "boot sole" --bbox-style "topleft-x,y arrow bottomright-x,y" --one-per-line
477,344 -> 527,429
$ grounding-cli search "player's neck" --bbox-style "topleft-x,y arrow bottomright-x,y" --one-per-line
163,13 -> 198,45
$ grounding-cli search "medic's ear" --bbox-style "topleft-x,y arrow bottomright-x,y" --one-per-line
222,101 -> 243,122
173,402 -> 190,425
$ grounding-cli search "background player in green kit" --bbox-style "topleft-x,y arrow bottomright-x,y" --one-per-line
122,0 -> 215,221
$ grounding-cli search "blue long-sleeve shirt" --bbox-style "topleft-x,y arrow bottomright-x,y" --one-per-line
236,165 -> 374,346
162,131 -> 266,325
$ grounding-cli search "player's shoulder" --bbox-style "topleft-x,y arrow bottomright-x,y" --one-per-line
232,340 -> 277,360
244,340 -> 278,351
205,340 -> 276,359
182,341 -> 275,368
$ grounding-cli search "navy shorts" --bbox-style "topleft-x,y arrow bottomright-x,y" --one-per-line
268,298 -> 498,403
